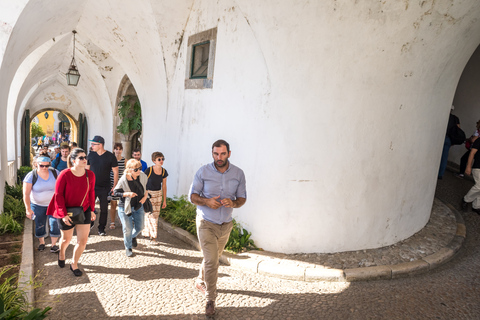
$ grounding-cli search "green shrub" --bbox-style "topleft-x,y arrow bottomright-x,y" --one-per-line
4,183 -> 23,201
0,266 -> 51,319
2,195 -> 25,223
16,167 -> 32,185
225,220 -> 257,253
161,196 -> 257,253
0,214 -> 23,235
161,196 -> 197,236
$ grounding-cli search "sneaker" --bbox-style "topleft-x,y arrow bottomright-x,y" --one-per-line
132,237 -> 137,247
455,173 -> 465,178
126,248 -> 133,257
50,245 -> 60,253
461,199 -> 469,211
205,300 -> 215,316
38,244 -> 45,251
195,281 -> 206,297
98,231 -> 107,236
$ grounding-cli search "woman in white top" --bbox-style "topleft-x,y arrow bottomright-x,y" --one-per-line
23,156 -> 60,252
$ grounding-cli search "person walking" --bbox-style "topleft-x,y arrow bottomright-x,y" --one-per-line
188,139 -> 247,316
113,159 -> 147,257
109,142 -> 125,230
132,148 -> 148,172
23,156 -> 60,252
142,152 -> 168,243
47,148 -> 96,276
456,120 -> 480,178
86,136 -> 118,236
52,144 -> 70,172
37,136 -> 43,151
462,136 -> 480,214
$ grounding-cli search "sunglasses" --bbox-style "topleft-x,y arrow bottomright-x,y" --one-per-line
157,158 -> 165,161
133,167 -> 142,172
77,156 -> 87,160
38,164 -> 50,168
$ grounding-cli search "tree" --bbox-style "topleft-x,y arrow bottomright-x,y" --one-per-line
30,122 -> 45,138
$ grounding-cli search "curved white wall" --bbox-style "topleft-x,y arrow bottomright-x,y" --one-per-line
2,0 -> 480,253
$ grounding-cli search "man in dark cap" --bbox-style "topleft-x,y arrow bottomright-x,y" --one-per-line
86,135 -> 118,236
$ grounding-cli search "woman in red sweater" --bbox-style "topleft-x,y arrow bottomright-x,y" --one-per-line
47,148 -> 96,276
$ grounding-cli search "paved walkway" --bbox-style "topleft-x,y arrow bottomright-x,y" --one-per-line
32,169 -> 480,319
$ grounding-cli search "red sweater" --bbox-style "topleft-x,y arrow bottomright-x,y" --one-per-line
47,169 -> 96,219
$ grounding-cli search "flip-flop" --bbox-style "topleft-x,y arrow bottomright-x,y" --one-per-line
109,222 -> 115,229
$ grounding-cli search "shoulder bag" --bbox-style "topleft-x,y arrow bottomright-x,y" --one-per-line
66,171 -> 89,225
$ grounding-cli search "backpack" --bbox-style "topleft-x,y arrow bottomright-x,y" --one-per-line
32,168 -> 58,186
147,166 -> 164,178
448,125 -> 466,145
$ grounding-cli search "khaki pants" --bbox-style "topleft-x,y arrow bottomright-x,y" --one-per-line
196,216 -> 233,301
465,168 -> 480,210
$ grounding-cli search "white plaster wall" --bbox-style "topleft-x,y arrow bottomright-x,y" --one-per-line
164,0 -> 480,253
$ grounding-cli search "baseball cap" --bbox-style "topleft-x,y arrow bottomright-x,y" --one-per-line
89,135 -> 105,144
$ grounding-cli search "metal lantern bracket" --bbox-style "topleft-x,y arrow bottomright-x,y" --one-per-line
66,30 -> 81,86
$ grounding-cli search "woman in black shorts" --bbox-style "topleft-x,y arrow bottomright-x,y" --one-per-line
47,148 -> 96,276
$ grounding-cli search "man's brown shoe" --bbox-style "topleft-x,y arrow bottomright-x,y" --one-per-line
195,281 -> 206,297
205,300 -> 215,316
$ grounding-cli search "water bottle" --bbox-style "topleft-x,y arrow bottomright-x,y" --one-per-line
31,213 -> 36,220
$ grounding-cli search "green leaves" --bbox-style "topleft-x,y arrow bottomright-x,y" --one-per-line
30,123 -> 45,139
161,196 -> 257,253
0,267 -> 51,319
117,95 -> 142,136
1,182 -> 26,235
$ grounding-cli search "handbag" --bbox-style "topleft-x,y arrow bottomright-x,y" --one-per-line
66,171 -> 89,225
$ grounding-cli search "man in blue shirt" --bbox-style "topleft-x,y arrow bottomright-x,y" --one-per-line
132,148 -> 147,172
52,144 -> 70,172
189,139 -> 247,317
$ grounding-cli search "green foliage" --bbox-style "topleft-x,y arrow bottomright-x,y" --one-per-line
4,183 -> 22,201
16,167 -> 32,186
161,196 -> 257,253
117,95 -> 142,136
225,220 -> 257,253
0,267 -> 51,319
30,123 -> 45,139
161,196 -> 197,236
0,214 -> 23,235
3,195 -> 26,223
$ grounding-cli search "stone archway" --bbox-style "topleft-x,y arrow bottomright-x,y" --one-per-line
30,108 -> 79,144
114,75 -> 142,159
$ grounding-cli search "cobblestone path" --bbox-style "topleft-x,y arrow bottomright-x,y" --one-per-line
34,169 -> 480,319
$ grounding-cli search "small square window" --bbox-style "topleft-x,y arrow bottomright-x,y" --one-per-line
185,27 -> 217,89
191,41 -> 210,79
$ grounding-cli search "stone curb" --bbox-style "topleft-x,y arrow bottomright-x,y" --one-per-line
158,198 -> 466,282
19,218 -> 34,304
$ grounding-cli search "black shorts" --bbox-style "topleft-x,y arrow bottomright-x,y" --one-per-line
58,208 -> 92,231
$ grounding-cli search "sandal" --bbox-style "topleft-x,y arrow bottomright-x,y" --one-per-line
109,222 -> 115,229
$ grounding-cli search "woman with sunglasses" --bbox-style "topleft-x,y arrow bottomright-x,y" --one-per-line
113,159 -> 148,257
142,152 -> 168,244
23,156 -> 61,252
47,148 -> 96,276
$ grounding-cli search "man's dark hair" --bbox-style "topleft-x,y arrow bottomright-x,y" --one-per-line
212,139 -> 230,153
132,148 -> 141,154
71,142 -> 78,147
60,144 -> 70,150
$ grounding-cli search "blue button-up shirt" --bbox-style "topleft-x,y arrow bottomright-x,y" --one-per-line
189,161 -> 247,224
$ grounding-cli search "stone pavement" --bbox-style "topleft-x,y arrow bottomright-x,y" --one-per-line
31,168 -> 480,319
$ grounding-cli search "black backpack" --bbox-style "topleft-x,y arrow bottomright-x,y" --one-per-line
32,168 -> 58,186
448,125 -> 466,145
